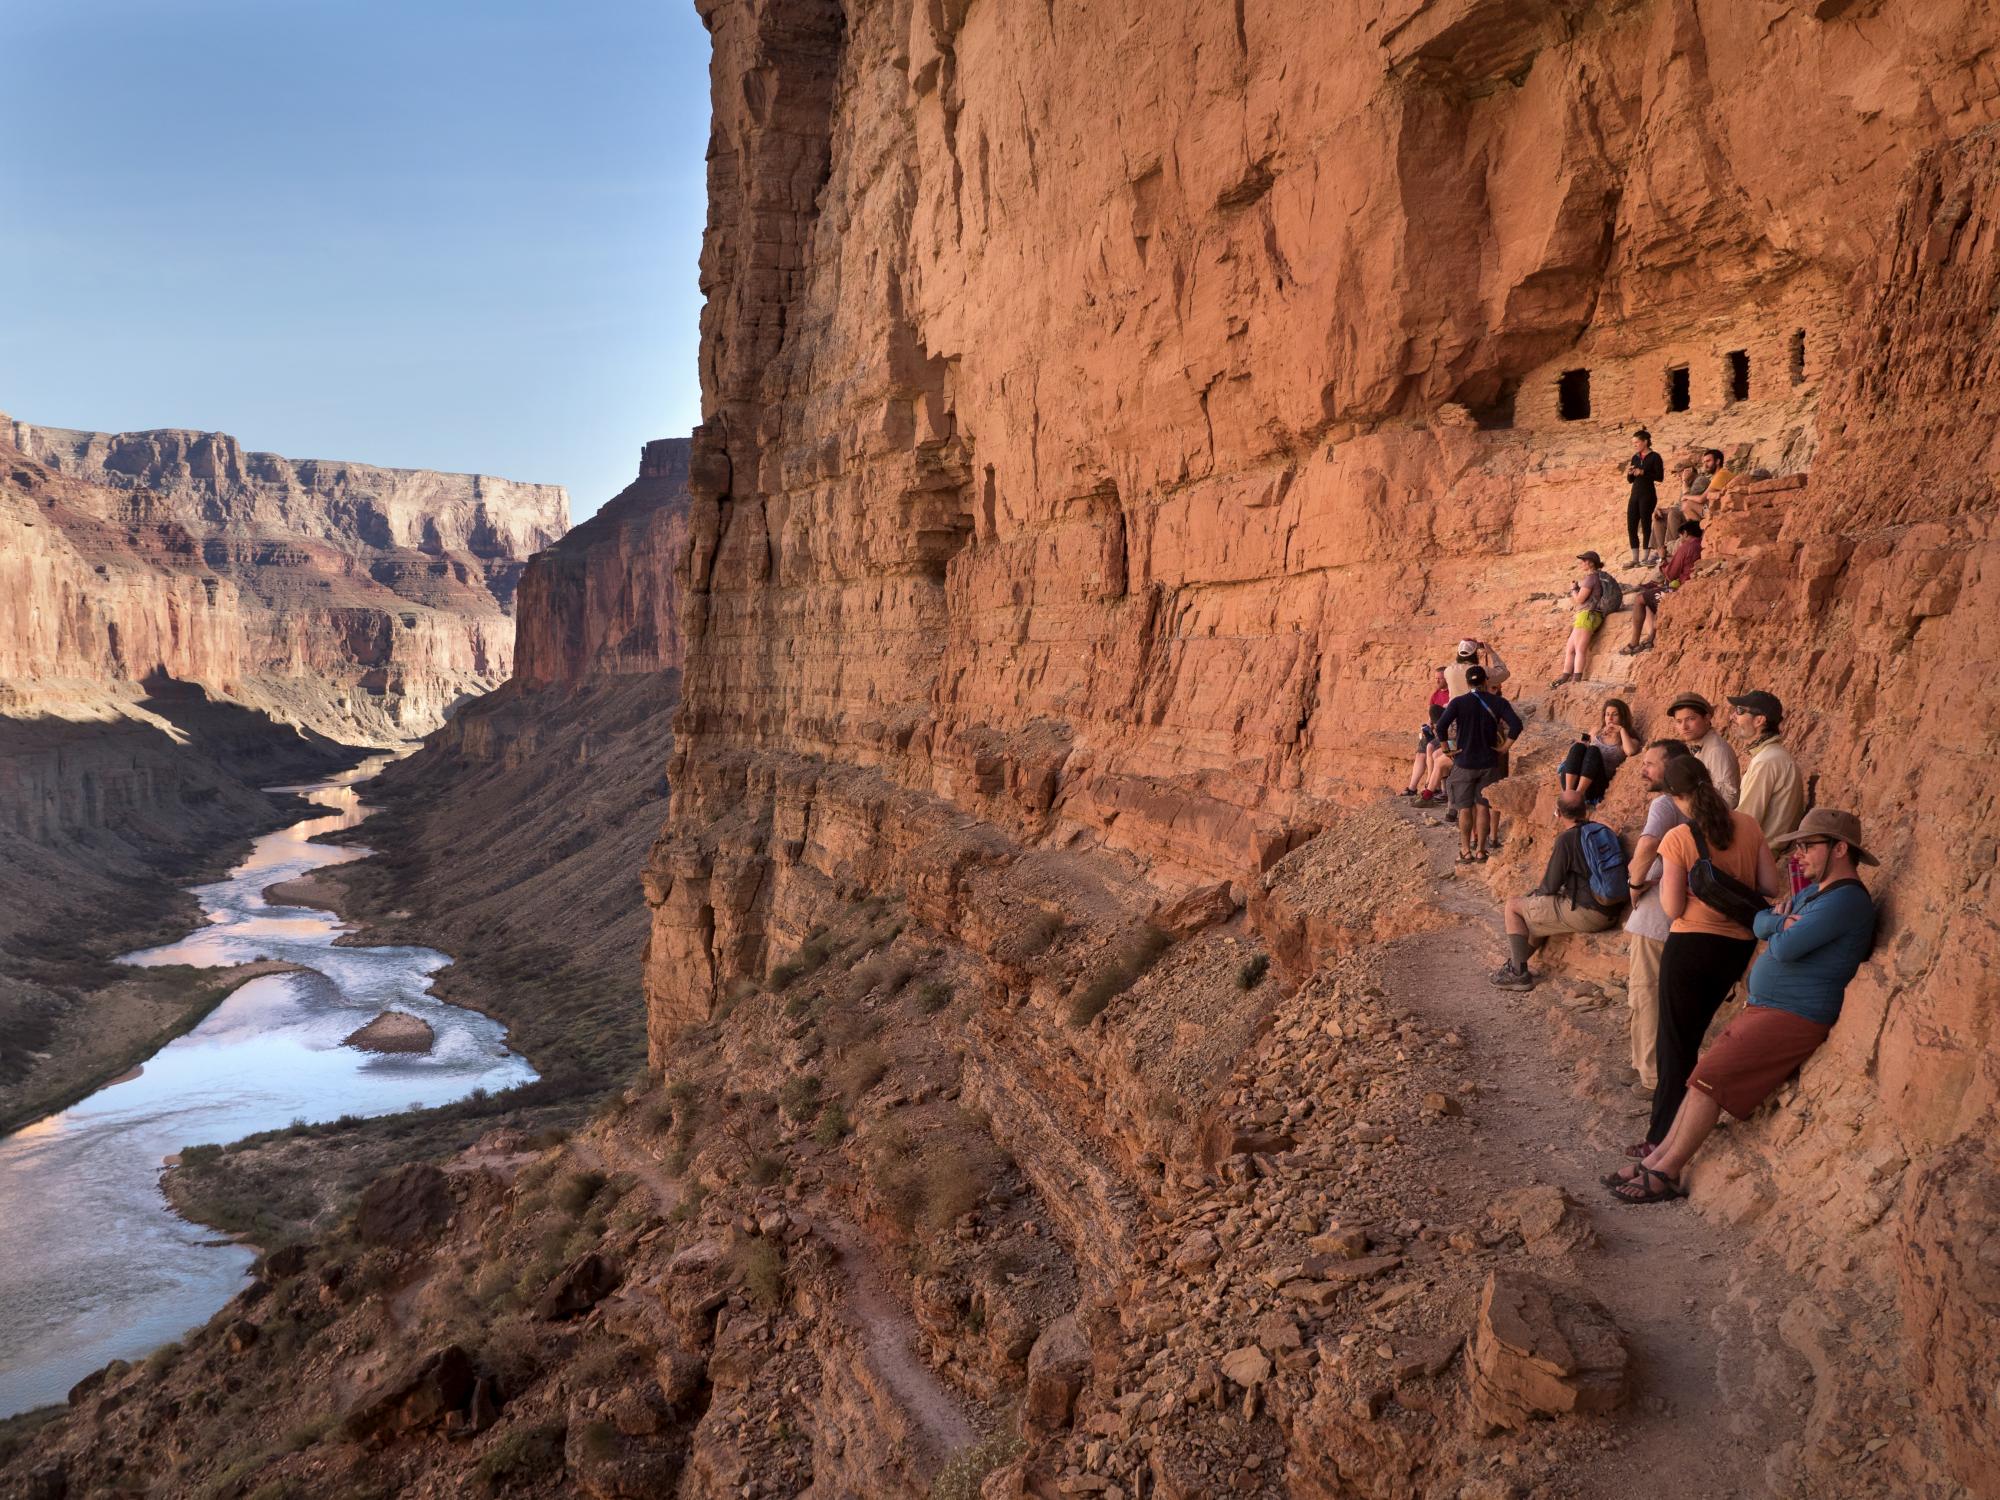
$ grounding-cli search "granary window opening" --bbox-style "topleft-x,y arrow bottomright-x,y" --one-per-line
1557,368 -> 1591,421
1789,329 -> 1806,386
1725,350 -> 1750,404
1666,365 -> 1691,412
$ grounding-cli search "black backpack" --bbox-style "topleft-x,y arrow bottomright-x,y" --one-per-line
1686,822 -> 1769,928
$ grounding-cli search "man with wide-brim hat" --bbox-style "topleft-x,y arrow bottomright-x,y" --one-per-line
1605,807 -> 1879,1204
1665,690 -> 1739,805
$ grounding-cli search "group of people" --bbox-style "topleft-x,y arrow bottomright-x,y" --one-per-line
1484,687 -> 1877,1204
1555,433 -> 1737,686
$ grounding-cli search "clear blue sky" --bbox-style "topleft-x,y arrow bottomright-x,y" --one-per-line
0,0 -> 711,522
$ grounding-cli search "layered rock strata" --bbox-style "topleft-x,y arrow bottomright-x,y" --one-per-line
648,2 -> 2000,1494
0,417 -> 567,744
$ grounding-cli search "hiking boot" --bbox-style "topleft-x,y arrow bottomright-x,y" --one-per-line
1489,965 -> 1536,990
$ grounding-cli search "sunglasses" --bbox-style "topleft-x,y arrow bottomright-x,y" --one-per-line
1788,838 -> 1836,850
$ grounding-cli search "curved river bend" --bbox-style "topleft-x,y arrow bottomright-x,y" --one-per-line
0,762 -> 534,1417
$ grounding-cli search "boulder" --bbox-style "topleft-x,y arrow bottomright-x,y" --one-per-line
1151,881 -> 1240,936
355,1162 -> 453,1248
342,1345 -> 477,1441
1469,1272 -> 1629,1432
1168,1229 -> 1220,1276
1486,1185 -> 1595,1255
536,1252 -> 621,1320
1025,1313 -> 1091,1428
261,1242 -> 311,1278
341,1009 -> 436,1054
1219,1344 -> 1271,1388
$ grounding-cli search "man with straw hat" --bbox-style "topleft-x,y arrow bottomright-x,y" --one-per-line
1604,809 -> 1879,1204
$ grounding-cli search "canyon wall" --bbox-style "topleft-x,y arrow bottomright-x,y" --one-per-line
345,436 -> 691,1095
0,416 -> 567,745
514,437 -> 691,688
650,0 -> 2000,1492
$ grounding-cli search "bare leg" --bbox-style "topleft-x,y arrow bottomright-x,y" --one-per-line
1627,605 -> 1647,651
1456,806 -> 1475,858
1406,750 -> 1426,791
1643,1089 -> 1723,1177
1475,803 -> 1494,856
1609,1087 -> 1723,1190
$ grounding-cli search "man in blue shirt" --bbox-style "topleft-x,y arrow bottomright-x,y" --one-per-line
1605,808 -> 1878,1204
1432,665 -> 1524,864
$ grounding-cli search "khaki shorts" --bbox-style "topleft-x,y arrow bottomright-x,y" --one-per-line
1517,895 -> 1615,938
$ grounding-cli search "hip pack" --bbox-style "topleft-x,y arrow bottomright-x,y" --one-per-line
1687,822 -> 1768,928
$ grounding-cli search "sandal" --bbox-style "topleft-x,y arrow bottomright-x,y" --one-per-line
1455,852 -> 1478,865
1607,1165 -> 1685,1205
1622,1140 -> 1657,1161
1600,1164 -> 1640,1188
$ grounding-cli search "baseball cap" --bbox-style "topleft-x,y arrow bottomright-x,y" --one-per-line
1455,638 -> 1480,659
1576,550 -> 1603,566
1666,692 -> 1713,716
1464,665 -> 1488,687
1727,690 -> 1783,724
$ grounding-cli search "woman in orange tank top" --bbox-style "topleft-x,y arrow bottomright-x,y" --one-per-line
1636,757 -> 1779,1158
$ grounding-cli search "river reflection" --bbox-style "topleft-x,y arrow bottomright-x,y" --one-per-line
0,761 -> 534,1417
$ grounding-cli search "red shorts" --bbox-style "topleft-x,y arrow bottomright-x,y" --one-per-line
1687,1006 -> 1831,1119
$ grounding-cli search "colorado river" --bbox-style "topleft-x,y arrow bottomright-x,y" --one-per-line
0,761 -> 534,1417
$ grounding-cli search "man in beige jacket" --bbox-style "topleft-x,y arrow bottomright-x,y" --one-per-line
1730,690 -> 1806,842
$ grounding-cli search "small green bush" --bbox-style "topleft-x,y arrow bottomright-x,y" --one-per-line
813,1101 -> 851,1147
914,981 -> 953,1015
474,1421 -> 565,1490
779,1075 -> 823,1122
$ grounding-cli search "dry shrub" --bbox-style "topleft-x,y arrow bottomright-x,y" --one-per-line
1068,924 -> 1174,1026
728,1237 -> 786,1309
835,1042 -> 890,1101
1237,953 -> 1270,989
779,1075 -> 823,1122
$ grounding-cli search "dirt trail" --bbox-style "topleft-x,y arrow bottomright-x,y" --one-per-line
575,1131 -> 980,1463
1382,793 -> 1805,1497
819,1218 -> 981,1461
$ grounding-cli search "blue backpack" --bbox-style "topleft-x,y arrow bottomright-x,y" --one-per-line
1579,822 -> 1629,906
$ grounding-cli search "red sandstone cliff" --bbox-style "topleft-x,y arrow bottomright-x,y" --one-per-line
514,438 -> 691,689
0,415 -> 567,744
647,3 -> 2000,1494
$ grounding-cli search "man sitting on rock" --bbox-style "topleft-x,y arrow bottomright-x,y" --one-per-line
1606,809 -> 1879,1203
1728,689 -> 1806,843
1491,790 -> 1625,990
1651,448 -> 1723,560
1618,520 -> 1702,656
1667,691 -> 1739,805
1433,664 -> 1523,864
